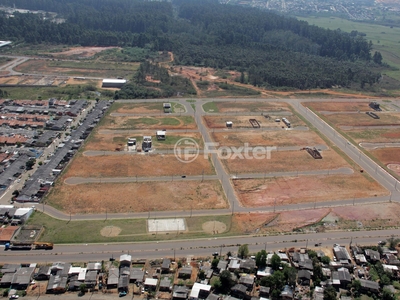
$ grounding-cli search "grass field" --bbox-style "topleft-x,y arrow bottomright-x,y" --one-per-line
28,212 -> 235,243
14,59 -> 139,78
99,115 -> 196,130
297,16 -> 400,81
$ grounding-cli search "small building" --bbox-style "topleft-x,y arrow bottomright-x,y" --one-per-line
178,267 -> 192,279
142,136 -> 152,151
228,259 -> 241,271
159,278 -> 172,292
297,270 -> 311,286
216,260 -> 228,273
369,101 -> 380,111
173,285 -> 189,300
144,278 -> 158,291
163,103 -> 172,113
85,271 -> 98,289
231,284 -> 247,298
364,249 -> 380,262
226,121 -> 232,128
107,268 -> 119,289
102,79 -> 127,88
120,254 -> 132,268
157,130 -> 166,141
127,138 -> 136,147
47,274 -> 68,294
257,267 -> 273,278
190,282 -> 212,300
0,226 -> 19,243
162,258 -> 171,273
87,262 -> 101,273
130,268 -> 145,283
240,260 -> 256,273
118,275 -> 129,292
332,267 -> 351,288
35,266 -> 50,281
259,286 -> 270,298
239,274 -> 254,290
359,279 -> 380,294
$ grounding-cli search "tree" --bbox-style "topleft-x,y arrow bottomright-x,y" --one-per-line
211,258 -> 219,269
283,265 -> 297,287
270,253 -> 281,270
26,159 -> 36,170
219,270 -> 234,291
238,244 -> 249,258
79,283 -> 87,295
373,51 -> 383,64
255,250 -> 267,268
323,286 -> 337,300
321,256 -> 331,265
198,270 -> 206,280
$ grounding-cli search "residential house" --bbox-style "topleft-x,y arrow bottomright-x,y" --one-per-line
85,271 -> 98,289
333,246 -> 351,265
359,279 -> 380,294
190,282 -> 212,300
144,278 -> 158,291
130,268 -> 145,283
11,267 -> 35,290
173,285 -> 189,300
228,259 -> 241,272
47,273 -> 68,294
107,268 -> 119,289
256,267 -> 273,278
120,254 -> 132,268
159,278 -> 172,292
280,285 -> 294,300
216,261 -> 228,274
231,284 -> 248,298
206,293 -> 220,300
239,274 -> 254,291
240,260 -> 256,273
259,286 -> 270,298
35,265 -> 50,281
118,275 -> 129,293
332,268 -> 351,288
364,249 -> 380,263
178,267 -> 192,279
297,270 -> 311,286
292,252 -> 313,271
87,262 -> 102,273
162,258 -> 171,273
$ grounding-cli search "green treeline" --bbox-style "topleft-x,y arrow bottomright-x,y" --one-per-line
0,0 -> 383,90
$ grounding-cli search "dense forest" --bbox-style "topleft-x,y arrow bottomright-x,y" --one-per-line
0,0 -> 383,90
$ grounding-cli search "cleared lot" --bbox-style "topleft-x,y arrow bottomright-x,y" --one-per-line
99,115 -> 196,130
47,180 -> 227,214
204,101 -> 291,113
204,115 -> 304,129
324,112 -> 400,127
346,128 -> 400,143
233,173 -> 387,207
304,101 -> 371,112
63,153 -> 215,178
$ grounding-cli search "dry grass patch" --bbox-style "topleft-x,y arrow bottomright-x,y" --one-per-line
215,101 -> 290,113
47,180 -> 227,214
224,149 -> 348,174
99,115 -> 196,130
325,112 -> 400,127
346,128 -> 400,143
212,130 -> 324,147
304,101 -> 371,112
204,115 -> 304,129
64,153 -> 214,177
85,131 -> 203,151
370,147 -> 400,165
233,173 -> 387,207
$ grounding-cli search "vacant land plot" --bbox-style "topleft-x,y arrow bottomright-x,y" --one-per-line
45,46 -> 119,58
110,101 -> 185,114
346,128 -> 400,143
212,130 -> 324,148
85,131 -> 204,151
233,173 -> 387,207
99,115 -> 196,130
204,115 -> 304,129
371,147 -> 400,166
0,76 -> 21,84
324,112 -> 400,127
47,180 -> 226,214
64,153 -> 214,178
204,101 -> 290,113
304,101 -> 371,112
14,59 -> 139,78
224,149 -> 348,174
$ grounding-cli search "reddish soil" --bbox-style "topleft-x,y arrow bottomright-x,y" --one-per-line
224,149 -> 348,174
46,46 -> 118,58
371,147 -> 400,166
47,180 -> 227,214
233,174 -> 387,207
211,130 -> 325,148
64,153 -> 214,178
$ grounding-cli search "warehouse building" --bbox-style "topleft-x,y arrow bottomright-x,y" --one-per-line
102,79 -> 127,88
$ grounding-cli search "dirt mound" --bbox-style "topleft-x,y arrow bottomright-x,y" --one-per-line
100,226 -> 121,237
202,221 -> 227,234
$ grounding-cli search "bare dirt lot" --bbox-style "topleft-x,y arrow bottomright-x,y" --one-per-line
214,101 -> 290,113
346,128 -> 400,143
204,115 -> 304,129
231,203 -> 400,234
85,131 -> 204,151
64,153 -> 214,178
211,130 -> 325,148
371,147 -> 400,166
224,148 -> 348,173
0,76 -> 21,84
46,46 -> 118,58
111,102 -> 163,114
99,115 -> 197,130
304,101 -> 371,112
233,173 -> 387,207
324,112 -> 400,127
47,180 -> 227,214
233,209 -> 329,234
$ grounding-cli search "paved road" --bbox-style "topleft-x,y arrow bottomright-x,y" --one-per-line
2,228 -> 399,263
